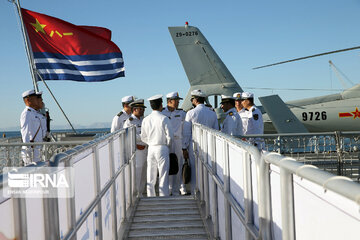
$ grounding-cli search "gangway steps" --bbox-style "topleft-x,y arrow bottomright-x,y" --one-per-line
125,195 -> 209,240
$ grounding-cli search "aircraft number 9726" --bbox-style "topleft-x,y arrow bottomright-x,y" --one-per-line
302,111 -> 327,121
176,31 -> 198,37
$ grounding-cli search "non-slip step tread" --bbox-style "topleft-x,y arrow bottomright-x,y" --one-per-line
130,220 -> 204,230
128,228 -> 208,238
132,215 -> 202,223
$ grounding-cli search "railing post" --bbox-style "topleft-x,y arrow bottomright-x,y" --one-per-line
280,168 -> 295,240
211,134 -> 219,239
223,140 -> 232,240
203,132 -> 210,219
120,132 -> 127,222
243,151 -> 254,240
93,145 -> 103,240
109,138 -> 118,240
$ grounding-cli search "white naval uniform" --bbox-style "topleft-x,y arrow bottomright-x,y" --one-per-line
238,108 -> 247,134
20,106 -> 46,164
242,105 -> 264,149
124,114 -> 147,196
110,110 -> 131,133
221,107 -> 243,136
182,104 -> 219,193
162,107 -> 186,195
141,111 -> 173,197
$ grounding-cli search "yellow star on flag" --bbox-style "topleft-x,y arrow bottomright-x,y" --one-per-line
30,18 -> 46,34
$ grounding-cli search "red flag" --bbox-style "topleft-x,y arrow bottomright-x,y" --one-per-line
21,8 -> 124,82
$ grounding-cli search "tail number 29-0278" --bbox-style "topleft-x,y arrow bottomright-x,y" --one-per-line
302,111 -> 327,121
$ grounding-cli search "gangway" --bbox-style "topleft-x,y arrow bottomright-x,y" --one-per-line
125,196 -> 209,239
0,124 -> 360,239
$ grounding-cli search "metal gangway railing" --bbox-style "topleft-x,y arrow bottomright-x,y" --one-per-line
192,123 -> 360,240
0,130 -> 109,172
242,131 -> 360,182
0,126 -> 138,240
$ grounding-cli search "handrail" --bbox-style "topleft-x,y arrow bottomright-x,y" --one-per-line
0,126 -> 137,240
192,123 -> 360,240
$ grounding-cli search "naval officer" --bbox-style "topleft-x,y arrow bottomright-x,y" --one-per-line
162,91 -> 187,195
110,95 -> 134,132
182,89 -> 219,194
123,99 -> 147,196
241,92 -> 264,149
141,95 -> 173,197
220,95 -> 243,136
20,89 -> 47,165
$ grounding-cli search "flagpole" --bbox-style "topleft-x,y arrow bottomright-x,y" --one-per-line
37,72 -> 77,134
13,0 -> 39,92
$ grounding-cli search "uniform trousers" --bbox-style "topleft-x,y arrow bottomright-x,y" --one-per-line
169,138 -> 186,195
135,148 -> 147,196
147,145 -> 170,197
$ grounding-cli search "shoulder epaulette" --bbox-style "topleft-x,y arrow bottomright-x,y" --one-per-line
252,108 -> 255,112
129,117 -> 133,121
117,111 -> 123,117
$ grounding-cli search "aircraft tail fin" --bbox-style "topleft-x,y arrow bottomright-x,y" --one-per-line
259,95 -> 309,133
169,24 -> 242,110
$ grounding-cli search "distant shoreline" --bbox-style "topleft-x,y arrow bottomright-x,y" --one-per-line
1,128 -> 110,138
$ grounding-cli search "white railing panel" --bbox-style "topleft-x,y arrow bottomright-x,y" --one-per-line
98,142 -> 111,190
215,136 -> 224,183
251,154 -> 260,229
207,132 -> 213,167
101,188 -> 113,240
0,198 -> 15,239
293,175 -> 360,240
115,172 -> 124,232
269,164 -> 283,240
231,208 -> 246,240
26,198 -> 45,240
112,138 -> 122,171
74,153 -> 96,221
229,143 -> 245,209
217,190 -> 226,240
208,173 -> 215,222
125,164 -> 131,209
76,209 -> 96,240
58,196 -> 70,239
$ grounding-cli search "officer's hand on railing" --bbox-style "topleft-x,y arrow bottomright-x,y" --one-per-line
182,149 -> 189,159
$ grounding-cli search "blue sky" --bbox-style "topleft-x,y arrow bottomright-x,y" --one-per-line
1,0 -> 360,130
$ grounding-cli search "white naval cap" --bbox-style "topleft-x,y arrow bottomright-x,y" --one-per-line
166,91 -> 183,100
233,92 -> 242,100
220,95 -> 235,104
22,89 -> 42,98
241,92 -> 254,100
129,99 -> 147,108
190,89 -> 206,98
148,94 -> 163,101
122,95 -> 135,103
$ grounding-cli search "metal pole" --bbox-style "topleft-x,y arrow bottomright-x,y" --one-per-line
37,73 -> 77,134
13,0 -> 39,92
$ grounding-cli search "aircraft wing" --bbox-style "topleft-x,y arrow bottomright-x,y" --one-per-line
259,95 -> 309,133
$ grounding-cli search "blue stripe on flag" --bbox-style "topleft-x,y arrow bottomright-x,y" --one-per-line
38,71 -> 125,82
35,62 -> 124,71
